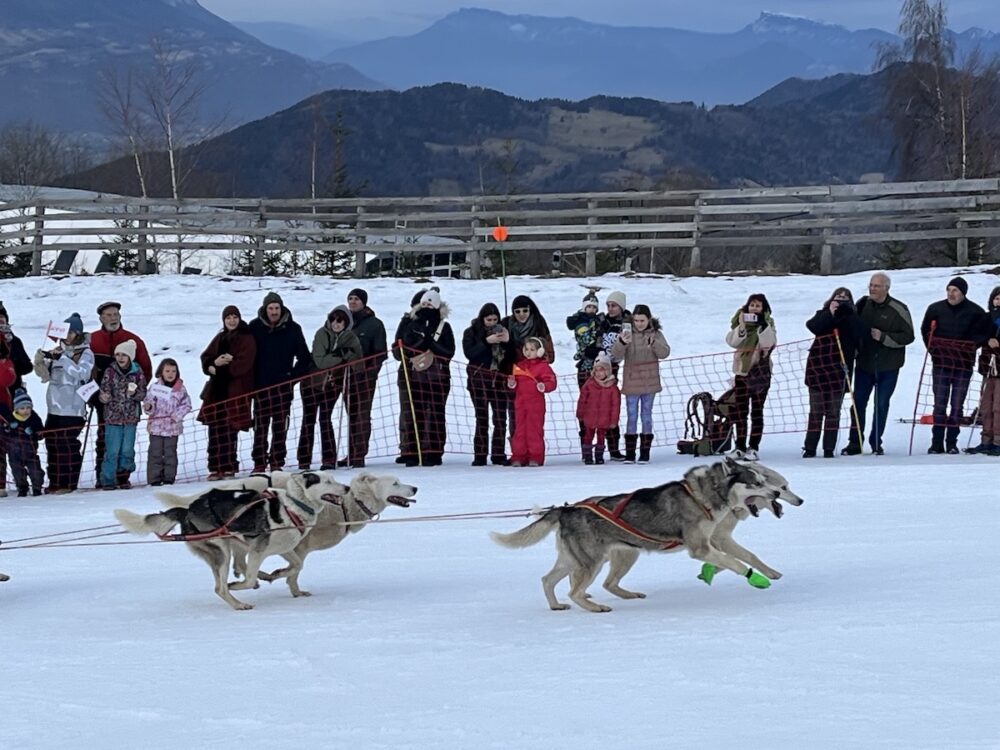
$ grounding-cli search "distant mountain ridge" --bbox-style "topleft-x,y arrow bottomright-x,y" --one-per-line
322,7 -> 1000,105
60,68 -> 894,199
0,0 -> 383,135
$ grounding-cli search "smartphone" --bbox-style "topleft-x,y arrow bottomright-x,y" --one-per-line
491,324 -> 504,335
621,322 -> 632,335
742,313 -> 758,324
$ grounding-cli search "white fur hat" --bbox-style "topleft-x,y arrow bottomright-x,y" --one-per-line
114,339 -> 137,361
420,288 -> 441,310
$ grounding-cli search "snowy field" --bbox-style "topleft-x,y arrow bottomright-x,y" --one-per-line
1,267 -> 999,749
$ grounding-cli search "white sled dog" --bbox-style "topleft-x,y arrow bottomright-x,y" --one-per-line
239,472 -> 418,597
115,471 -> 348,610
491,458 -> 803,612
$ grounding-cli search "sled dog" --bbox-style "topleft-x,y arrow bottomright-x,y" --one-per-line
491,458 -> 803,612
115,471 -> 347,610
243,472 -> 418,597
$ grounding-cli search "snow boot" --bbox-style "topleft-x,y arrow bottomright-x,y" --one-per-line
638,434 -> 653,463
623,433 -> 638,463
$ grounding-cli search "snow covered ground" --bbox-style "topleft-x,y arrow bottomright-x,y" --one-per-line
1,267 -> 998,749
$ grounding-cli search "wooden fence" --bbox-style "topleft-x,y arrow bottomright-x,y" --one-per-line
2,178 -> 1000,277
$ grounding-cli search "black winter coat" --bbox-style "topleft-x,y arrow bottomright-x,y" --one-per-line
921,298 -> 991,369
804,302 -> 866,391
248,308 -> 312,389
351,306 -> 388,372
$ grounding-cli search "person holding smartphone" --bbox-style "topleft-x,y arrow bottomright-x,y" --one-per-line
803,287 -> 866,458
462,302 -> 514,466
725,293 -> 777,461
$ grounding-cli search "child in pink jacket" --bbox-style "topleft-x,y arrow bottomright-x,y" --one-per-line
506,336 -> 557,466
142,358 -> 192,486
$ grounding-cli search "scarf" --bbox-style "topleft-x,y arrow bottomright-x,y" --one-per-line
509,315 -> 536,345
730,309 -> 775,373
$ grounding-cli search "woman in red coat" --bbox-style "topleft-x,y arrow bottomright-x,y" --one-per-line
198,305 -> 257,480
576,352 -> 621,464
506,337 -> 557,466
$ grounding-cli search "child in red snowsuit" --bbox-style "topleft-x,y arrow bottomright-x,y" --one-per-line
576,352 -> 621,464
506,336 -> 557,466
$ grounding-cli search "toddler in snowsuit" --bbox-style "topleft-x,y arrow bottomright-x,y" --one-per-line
99,339 -> 147,490
506,336 -> 557,466
142,358 -> 192,486
576,352 -> 621,464
0,389 -> 44,496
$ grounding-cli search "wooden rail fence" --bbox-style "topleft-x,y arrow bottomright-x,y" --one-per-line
2,178 -> 999,276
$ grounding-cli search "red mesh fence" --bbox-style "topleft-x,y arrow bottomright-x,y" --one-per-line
2,333 -> 953,493
907,334 -> 984,453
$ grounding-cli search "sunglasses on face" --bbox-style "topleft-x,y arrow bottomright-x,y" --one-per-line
513,308 -> 529,314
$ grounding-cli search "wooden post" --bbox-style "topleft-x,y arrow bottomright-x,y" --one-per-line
956,220 -> 969,265
254,201 -> 266,276
820,228 -> 833,275
689,197 -> 702,273
586,200 -> 597,275
31,205 -> 45,276
469,203 -> 482,280
137,204 -> 149,274
354,205 -> 367,279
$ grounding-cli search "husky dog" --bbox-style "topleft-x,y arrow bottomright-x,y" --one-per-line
154,470 -> 305,508
246,472 -> 418,597
491,458 -> 803,612
115,472 -> 348,610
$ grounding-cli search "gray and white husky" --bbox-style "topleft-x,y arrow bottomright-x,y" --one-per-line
491,458 -> 804,612
115,471 -> 348,610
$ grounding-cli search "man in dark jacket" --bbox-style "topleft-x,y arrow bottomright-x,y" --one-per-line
843,273 -> 915,456
248,291 -> 312,472
342,288 -> 387,468
0,301 -> 32,497
920,276 -> 990,454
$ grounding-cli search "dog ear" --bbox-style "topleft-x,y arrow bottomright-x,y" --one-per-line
302,472 -> 321,489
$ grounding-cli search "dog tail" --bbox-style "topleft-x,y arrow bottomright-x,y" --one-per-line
490,508 -> 561,549
154,490 -> 197,509
114,508 -> 181,536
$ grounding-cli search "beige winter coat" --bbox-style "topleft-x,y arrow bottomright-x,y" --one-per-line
611,325 -> 670,395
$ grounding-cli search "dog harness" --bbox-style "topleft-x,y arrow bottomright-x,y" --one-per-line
573,481 -> 714,550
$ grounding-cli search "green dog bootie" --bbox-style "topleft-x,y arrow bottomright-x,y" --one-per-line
745,569 -> 771,589
697,563 -> 719,585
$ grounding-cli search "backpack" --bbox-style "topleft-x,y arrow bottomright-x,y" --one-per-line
676,388 -> 738,456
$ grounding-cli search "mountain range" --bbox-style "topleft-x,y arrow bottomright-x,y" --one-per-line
320,8 -> 1000,105
0,0 -> 381,135
60,67 -> 894,198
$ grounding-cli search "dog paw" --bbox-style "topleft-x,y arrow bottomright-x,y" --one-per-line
590,604 -> 613,613
292,590 -> 312,598
550,603 -> 571,611
232,601 -> 254,611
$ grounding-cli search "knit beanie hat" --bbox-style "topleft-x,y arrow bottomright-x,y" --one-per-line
420,288 -> 441,310
222,305 -> 241,321
606,291 -> 627,310
64,312 -> 84,334
581,292 -> 599,312
348,288 -> 369,306
262,291 -> 283,309
13,388 -> 32,410
947,277 -> 968,297
114,339 -> 137,361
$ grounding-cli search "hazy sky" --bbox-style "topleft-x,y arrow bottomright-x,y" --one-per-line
200,0 -> 1000,39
